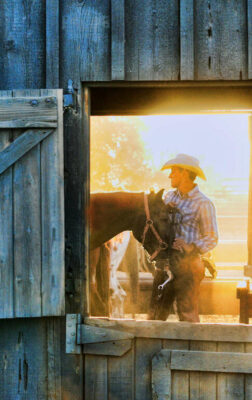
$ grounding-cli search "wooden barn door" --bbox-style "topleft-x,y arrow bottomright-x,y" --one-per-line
0,89 -> 64,318
68,317 -> 252,400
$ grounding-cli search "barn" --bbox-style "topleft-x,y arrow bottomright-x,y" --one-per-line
1,1 -> 252,399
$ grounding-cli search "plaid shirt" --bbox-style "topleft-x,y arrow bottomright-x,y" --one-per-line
163,185 -> 218,254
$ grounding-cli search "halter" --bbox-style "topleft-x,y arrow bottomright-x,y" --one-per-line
141,193 -> 170,261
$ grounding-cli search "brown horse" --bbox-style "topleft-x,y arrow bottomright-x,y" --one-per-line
89,189 -> 178,316
89,189 -> 176,259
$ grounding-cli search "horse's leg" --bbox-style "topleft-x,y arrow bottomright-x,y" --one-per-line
90,247 -> 108,316
109,232 -> 130,318
139,244 -> 155,275
96,243 -> 110,316
124,234 -> 139,309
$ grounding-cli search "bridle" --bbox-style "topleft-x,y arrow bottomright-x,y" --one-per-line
141,193 -> 170,261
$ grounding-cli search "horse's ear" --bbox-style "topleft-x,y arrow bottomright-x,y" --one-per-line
155,188 -> 165,202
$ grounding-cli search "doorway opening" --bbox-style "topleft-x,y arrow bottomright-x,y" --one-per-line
87,83 -> 252,324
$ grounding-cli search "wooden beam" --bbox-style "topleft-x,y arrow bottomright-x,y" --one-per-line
111,0 -> 125,80
248,0 -> 252,79
91,86 -> 252,116
83,340 -> 132,357
0,129 -> 54,176
247,115 -> 252,274
171,350 -> 252,373
83,86 -> 91,317
46,0 -> 59,88
180,0 -> 194,80
0,97 -> 57,128
85,317 -> 252,342
78,324 -> 133,344
152,349 -> 252,398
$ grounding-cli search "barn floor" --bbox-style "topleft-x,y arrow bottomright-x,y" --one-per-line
125,314 -> 252,324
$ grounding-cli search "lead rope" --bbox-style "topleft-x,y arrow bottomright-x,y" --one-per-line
141,193 -> 169,261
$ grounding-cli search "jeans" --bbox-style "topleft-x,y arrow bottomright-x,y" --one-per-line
147,254 -> 205,322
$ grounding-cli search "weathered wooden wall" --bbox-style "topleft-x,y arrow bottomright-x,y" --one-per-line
0,0 -> 251,90
0,1 -> 251,399
0,317 -> 84,400
0,89 -> 65,320
0,0 -> 251,314
84,318 -> 252,400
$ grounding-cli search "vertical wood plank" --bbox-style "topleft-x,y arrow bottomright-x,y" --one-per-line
163,340 -> 189,400
46,0 -> 59,88
152,350 -> 171,400
0,90 -> 13,318
108,346 -> 134,400
217,342 -> 245,400
245,343 -> 252,400
153,0 -> 180,80
189,341 -> 217,400
0,1 -> 45,89
60,317 -> 84,400
47,318 -> 62,400
135,338 -> 162,400
61,0 -> 110,86
83,86 -> 91,317
194,0 -> 247,80
248,0 -> 252,79
40,89 -> 65,316
85,355 -> 108,400
13,89 -> 42,318
111,0 -> 125,80
125,0 -> 179,80
0,318 -> 48,399
180,0 -> 194,80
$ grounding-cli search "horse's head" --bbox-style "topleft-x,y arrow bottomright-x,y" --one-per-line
132,189 -> 181,261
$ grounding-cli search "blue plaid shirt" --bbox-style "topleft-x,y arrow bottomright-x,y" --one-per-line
163,185 -> 218,254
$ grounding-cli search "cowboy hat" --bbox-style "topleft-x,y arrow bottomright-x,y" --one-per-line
161,153 -> 206,181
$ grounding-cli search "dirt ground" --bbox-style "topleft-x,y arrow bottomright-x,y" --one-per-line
125,314 -> 252,324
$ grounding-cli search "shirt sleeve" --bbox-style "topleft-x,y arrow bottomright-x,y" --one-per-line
163,190 -> 174,204
194,200 -> 218,254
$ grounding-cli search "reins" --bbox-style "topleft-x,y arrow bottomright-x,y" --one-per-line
141,193 -> 170,261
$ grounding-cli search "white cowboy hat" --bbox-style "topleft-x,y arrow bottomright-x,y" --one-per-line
161,153 -> 206,181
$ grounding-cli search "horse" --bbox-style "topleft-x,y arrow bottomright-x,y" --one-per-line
89,189 -> 176,257
89,189 -> 178,316
89,191 -> 217,320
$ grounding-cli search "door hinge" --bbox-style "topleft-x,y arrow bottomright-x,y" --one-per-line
63,79 -> 77,111
66,314 -> 133,356
66,313 -> 82,354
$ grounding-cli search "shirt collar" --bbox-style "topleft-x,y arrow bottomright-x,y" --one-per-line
177,184 -> 199,199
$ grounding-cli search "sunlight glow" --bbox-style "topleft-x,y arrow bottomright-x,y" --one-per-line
91,114 -> 250,265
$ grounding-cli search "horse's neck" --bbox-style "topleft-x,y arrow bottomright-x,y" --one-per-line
90,192 -> 144,248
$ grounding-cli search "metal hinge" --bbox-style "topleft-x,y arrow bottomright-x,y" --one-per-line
66,314 -> 133,356
66,314 -> 82,354
63,79 -> 77,110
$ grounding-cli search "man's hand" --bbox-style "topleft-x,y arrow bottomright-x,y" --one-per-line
172,238 -> 195,254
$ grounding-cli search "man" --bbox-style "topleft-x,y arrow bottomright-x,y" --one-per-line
148,154 -> 218,322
